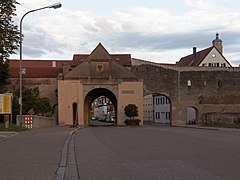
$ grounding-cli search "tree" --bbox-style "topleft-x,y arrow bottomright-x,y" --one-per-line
0,0 -> 20,91
12,87 -> 52,117
124,104 -> 139,120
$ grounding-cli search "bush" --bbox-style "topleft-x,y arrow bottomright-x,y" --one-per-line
12,87 -> 52,116
124,104 -> 138,120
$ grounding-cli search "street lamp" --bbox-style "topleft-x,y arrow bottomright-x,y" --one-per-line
19,2 -> 62,118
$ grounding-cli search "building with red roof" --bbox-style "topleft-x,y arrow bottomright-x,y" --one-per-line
176,33 -> 232,67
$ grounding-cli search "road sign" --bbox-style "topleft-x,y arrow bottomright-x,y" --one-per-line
0,94 -> 12,114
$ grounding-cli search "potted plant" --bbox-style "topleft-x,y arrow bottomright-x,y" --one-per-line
124,104 -> 141,125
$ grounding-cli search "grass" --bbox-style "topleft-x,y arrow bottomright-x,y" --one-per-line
206,123 -> 240,129
0,123 -> 29,132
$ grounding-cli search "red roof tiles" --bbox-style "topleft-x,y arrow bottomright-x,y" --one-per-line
72,54 -> 132,67
9,60 -> 71,78
177,47 -> 213,66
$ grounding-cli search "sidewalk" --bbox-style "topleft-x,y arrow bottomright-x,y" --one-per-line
0,126 -> 72,180
144,122 -> 240,133
184,125 -> 240,133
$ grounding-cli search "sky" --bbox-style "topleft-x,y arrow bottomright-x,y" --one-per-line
11,0 -> 240,66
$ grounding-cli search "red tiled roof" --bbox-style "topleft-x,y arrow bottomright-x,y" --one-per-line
9,59 -> 71,68
9,59 -> 72,78
9,46 -> 132,79
72,54 -> 89,66
111,54 -> 132,66
72,54 -> 132,67
9,67 -> 63,78
177,47 -> 213,66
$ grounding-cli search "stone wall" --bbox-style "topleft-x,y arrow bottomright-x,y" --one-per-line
131,64 -> 240,126
17,115 -> 56,128
204,112 -> 240,125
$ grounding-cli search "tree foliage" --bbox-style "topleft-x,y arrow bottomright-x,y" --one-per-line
124,104 -> 139,120
12,87 -> 52,116
0,56 -> 9,92
0,0 -> 20,91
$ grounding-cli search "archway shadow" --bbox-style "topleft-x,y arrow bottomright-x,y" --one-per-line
84,88 -> 117,126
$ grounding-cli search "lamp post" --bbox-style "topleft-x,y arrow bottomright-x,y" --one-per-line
19,2 -> 62,118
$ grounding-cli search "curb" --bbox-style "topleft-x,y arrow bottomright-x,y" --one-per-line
179,125 -> 240,133
54,127 -> 80,180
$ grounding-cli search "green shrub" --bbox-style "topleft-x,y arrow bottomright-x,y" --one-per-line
124,104 -> 138,120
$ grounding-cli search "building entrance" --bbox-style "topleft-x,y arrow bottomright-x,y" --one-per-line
57,43 -> 143,126
84,88 -> 117,126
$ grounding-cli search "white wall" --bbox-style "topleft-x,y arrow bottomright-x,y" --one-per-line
199,48 -> 231,67
143,94 -> 154,123
154,95 -> 170,124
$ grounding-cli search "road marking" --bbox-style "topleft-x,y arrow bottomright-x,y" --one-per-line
0,135 -> 8,138
0,132 -> 19,142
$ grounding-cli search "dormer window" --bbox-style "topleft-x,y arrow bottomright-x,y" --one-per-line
52,61 -> 56,68
213,63 -> 219,67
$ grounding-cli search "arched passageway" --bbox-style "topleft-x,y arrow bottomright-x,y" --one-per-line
143,93 -> 172,125
186,107 -> 198,124
84,88 -> 117,126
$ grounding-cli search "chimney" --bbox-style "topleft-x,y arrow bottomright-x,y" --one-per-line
193,47 -> 197,59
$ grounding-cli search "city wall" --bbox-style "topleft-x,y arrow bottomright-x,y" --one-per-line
131,61 -> 240,126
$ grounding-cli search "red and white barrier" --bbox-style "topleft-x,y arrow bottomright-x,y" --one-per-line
24,116 -> 33,129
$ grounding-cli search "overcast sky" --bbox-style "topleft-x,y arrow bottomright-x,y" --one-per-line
11,0 -> 240,66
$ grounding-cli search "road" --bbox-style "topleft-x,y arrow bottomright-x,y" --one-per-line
0,127 -> 72,180
70,126 -> 240,180
0,131 -> 18,142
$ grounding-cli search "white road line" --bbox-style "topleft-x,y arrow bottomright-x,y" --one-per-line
0,135 -> 8,138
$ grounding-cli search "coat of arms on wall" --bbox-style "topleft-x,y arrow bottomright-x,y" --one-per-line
96,64 -> 104,72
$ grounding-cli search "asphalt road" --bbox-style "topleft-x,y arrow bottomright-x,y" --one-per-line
0,131 -> 18,142
74,126 -> 240,180
0,127 -> 72,180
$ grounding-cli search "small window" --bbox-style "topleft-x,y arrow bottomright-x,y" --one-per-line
162,97 -> 165,104
166,112 -> 170,120
221,63 -> 226,67
187,80 -> 192,87
204,81 -> 207,86
213,63 -> 219,67
218,80 -> 222,87
208,63 -> 213,67
166,98 -> 170,104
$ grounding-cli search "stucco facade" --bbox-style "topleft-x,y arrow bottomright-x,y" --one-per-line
58,43 -> 143,126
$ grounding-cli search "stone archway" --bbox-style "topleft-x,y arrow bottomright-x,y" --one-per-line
186,107 -> 198,124
143,93 -> 172,125
84,88 -> 117,125
57,43 -> 143,126
152,93 -> 172,125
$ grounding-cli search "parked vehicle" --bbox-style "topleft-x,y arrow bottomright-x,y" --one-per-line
91,116 -> 97,121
